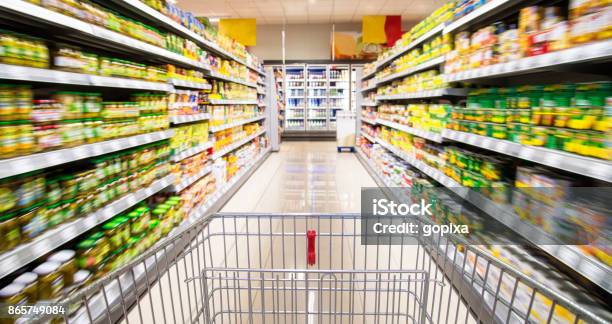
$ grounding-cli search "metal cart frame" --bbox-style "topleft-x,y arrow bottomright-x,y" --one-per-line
54,213 -> 606,324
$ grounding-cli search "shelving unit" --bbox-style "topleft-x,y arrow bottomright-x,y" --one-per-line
0,0 -> 270,312
355,0 -> 612,314
0,1 -> 205,70
0,130 -> 174,179
443,129 -> 612,182
444,39 -> 612,83
69,148 -> 271,324
0,174 -> 174,280
105,0 -> 264,74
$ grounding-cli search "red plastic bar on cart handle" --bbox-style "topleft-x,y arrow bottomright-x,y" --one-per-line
307,229 -> 316,266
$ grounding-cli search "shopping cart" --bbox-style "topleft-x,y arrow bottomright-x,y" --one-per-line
53,213 -> 606,324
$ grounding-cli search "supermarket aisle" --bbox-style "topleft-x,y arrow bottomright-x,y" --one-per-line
122,141 -> 477,324
222,141 -> 377,213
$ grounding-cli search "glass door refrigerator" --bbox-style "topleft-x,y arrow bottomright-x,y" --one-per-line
285,64 -> 306,131
306,65 -> 328,131
328,64 -> 350,129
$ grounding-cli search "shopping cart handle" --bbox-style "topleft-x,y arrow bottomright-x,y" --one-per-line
307,229 -> 316,266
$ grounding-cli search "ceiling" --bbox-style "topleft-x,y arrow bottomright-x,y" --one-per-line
176,0 -> 445,24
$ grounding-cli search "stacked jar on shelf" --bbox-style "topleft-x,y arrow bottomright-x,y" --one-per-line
169,122 -> 209,155
214,140 -> 265,183
0,88 -> 168,159
447,82 -> 611,160
0,194 -> 185,307
378,34 -> 453,79
377,70 -> 449,96
209,104 -> 261,127
0,142 -> 171,253
377,3 -> 454,63
378,103 -> 450,134
171,151 -> 211,184
445,3 -> 612,74
170,90 -> 202,116
207,80 -> 257,100
212,122 -> 262,152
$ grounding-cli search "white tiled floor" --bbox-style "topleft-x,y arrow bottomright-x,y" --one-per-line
221,141 -> 376,213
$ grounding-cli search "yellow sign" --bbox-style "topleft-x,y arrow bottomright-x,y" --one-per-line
362,16 -> 387,44
219,18 -> 257,46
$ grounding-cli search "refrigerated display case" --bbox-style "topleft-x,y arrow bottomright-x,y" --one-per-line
269,63 -> 361,137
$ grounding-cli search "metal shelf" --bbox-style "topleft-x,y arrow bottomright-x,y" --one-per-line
361,101 -> 378,107
356,148 -> 390,188
377,119 -> 443,143
376,88 -> 468,100
185,148 -> 270,221
206,71 -> 257,88
0,174 -> 174,280
443,129 -> 612,182
361,117 -> 377,125
106,0 -> 262,73
209,115 -> 266,132
208,99 -> 258,105
212,129 -> 266,159
361,133 -> 376,143
361,69 -> 377,80
375,56 -> 445,84
169,113 -> 210,125
168,78 -> 212,90
170,114 -> 210,125
444,40 -> 612,83
376,136 -> 612,294
169,166 -> 212,192
0,1 -> 205,70
374,23 -> 446,70
0,64 -> 173,91
171,142 -> 212,163
443,0 -> 515,34
0,130 -> 173,179
360,84 -> 377,92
